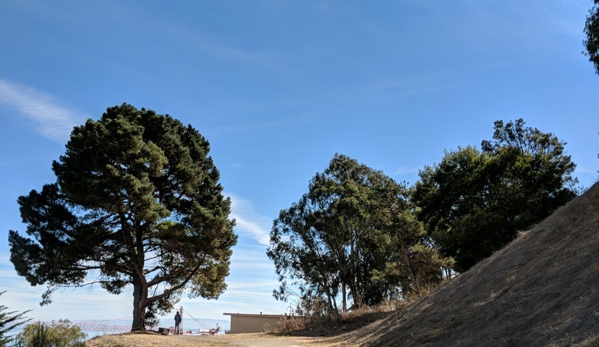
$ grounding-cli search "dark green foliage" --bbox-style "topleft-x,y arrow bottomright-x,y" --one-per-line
0,292 -> 30,347
583,3 -> 599,171
413,119 -> 578,272
268,154 -> 444,313
584,0 -> 599,75
8,104 -> 237,330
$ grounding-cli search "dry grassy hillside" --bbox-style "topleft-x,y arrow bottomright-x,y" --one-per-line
323,182 -> 599,347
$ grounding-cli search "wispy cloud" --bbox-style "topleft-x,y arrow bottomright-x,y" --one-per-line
226,279 -> 280,290
199,40 -> 289,72
227,193 -> 272,246
319,72 -> 470,110
366,74 -> 469,98
0,78 -> 86,142
154,17 -> 292,74
230,248 -> 270,263
205,113 -> 316,136
229,247 -> 275,272
223,289 -> 277,300
393,166 -> 419,175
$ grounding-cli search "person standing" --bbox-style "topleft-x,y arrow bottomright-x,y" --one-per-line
174,311 -> 182,335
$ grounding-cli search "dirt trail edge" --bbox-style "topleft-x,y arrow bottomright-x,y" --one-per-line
85,332 -> 330,347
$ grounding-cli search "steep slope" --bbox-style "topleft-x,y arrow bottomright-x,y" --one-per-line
326,182 -> 599,346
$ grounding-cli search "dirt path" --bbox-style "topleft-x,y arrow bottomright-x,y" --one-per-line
85,332 -> 330,347
174,334 -> 320,347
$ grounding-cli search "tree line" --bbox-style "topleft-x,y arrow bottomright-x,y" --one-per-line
267,119 -> 578,313
4,108 -> 581,332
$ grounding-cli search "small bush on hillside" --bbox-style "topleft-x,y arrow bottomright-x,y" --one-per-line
272,286 -> 443,336
271,296 -> 334,335
15,320 -> 86,347
272,315 -> 305,335
272,295 -> 424,336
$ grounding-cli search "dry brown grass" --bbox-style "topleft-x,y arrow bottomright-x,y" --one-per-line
84,331 -> 222,347
84,331 -> 322,347
272,293 -> 434,338
271,305 -> 398,337
317,182 -> 599,347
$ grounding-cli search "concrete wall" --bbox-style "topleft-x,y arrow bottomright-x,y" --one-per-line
223,313 -> 282,334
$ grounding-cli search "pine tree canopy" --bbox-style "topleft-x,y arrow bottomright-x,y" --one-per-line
8,104 -> 237,331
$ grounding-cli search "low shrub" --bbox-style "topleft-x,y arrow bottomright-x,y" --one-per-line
14,320 -> 86,347
272,288 -> 440,336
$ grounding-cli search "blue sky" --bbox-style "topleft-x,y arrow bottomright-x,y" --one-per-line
1,0 -> 598,327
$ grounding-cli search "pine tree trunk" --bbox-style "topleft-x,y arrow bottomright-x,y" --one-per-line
131,277 -> 148,331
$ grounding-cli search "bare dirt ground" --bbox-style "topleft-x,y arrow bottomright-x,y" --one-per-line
85,331 -> 331,347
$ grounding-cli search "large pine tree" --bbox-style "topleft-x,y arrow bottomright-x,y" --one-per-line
9,104 -> 237,330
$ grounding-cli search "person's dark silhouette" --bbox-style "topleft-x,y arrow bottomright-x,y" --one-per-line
174,311 -> 182,335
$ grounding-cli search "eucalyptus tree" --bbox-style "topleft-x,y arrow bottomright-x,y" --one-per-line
268,154 -> 443,312
584,0 -> 599,167
584,0 -> 599,75
413,119 -> 577,272
9,104 -> 237,331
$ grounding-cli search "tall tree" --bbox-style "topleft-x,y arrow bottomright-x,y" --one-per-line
583,1 -> 599,169
268,154 -> 442,312
413,119 -> 578,272
584,0 -> 599,75
8,104 -> 237,331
